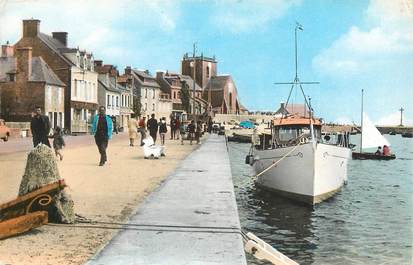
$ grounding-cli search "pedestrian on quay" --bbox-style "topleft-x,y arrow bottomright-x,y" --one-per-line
174,118 -> 181,139
180,121 -> 186,145
128,114 -> 138,146
195,120 -> 203,145
170,115 -> 175,140
147,113 -> 159,143
111,116 -> 119,134
188,120 -> 196,145
30,106 -> 51,147
159,117 -> 168,145
92,106 -> 113,166
138,116 -> 146,146
49,126 -> 65,160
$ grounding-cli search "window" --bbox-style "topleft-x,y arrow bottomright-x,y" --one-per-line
145,103 -> 147,110
206,66 -> 210,78
153,89 -> 155,99
152,103 -> 155,111
173,91 -> 176,99
112,95 -> 115,108
145,88 -> 148,98
107,95 -> 110,107
116,96 -> 119,107
178,91 -> 181,99
121,95 -> 124,107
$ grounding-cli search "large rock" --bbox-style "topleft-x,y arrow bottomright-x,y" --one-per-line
18,144 -> 75,223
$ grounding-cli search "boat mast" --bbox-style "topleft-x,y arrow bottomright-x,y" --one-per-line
360,89 -> 364,153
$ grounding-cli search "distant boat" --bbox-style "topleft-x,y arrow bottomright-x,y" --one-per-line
401,132 -> 413,138
352,90 -> 395,160
389,131 -> 397,135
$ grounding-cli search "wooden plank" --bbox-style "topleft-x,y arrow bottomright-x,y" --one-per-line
0,211 -> 48,240
0,179 -> 66,222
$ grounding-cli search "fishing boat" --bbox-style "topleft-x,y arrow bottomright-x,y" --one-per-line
245,24 -> 351,205
352,90 -> 396,160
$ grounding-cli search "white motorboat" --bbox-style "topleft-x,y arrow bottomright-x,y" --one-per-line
247,116 -> 351,204
245,24 -> 351,204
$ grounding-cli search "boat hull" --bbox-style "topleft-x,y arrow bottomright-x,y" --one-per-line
252,143 -> 351,204
352,152 -> 396,160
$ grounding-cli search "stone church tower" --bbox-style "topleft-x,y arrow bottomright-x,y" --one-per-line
181,53 -> 217,88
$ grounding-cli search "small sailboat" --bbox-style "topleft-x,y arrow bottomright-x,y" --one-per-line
352,90 -> 396,160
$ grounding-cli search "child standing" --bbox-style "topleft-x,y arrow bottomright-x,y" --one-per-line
159,117 -> 168,145
51,126 -> 65,160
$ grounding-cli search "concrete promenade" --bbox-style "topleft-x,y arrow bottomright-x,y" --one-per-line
87,134 -> 247,265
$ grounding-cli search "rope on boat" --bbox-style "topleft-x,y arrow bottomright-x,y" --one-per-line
252,142 -> 302,180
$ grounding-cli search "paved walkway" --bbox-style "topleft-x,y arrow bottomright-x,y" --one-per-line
87,134 -> 247,265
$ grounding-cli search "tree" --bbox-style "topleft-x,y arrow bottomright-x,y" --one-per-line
181,82 -> 191,114
132,94 -> 142,117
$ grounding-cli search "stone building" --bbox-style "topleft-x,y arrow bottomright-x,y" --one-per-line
204,75 -> 240,115
0,44 -> 65,128
13,19 -> 98,133
181,54 -> 217,88
123,67 -> 171,121
156,71 -> 206,119
181,54 -> 240,115
95,63 -> 121,122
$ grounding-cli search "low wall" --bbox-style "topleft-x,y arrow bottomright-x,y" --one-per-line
214,114 -> 274,124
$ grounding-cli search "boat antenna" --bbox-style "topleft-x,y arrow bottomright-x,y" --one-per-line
360,89 -> 364,153
274,22 -> 319,117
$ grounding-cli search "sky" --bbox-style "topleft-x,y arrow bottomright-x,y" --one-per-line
1,0 -> 412,125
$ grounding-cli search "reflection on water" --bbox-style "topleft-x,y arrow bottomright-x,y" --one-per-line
228,135 -> 413,265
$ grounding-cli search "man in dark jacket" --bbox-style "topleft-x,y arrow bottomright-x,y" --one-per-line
147,113 -> 158,143
30,106 -> 51,147
92,106 -> 113,166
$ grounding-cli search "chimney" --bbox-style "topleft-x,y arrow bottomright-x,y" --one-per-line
125,66 -> 131,75
16,47 -> 32,80
52,32 -> 68,46
23,19 -> 40,38
94,60 -> 102,67
280,102 -> 285,109
1,42 -> 14,57
156,71 -> 165,80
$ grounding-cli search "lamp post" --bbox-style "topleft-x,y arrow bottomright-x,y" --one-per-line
399,107 -> 404,126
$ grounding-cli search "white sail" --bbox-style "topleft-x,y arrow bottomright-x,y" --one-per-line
362,112 -> 390,149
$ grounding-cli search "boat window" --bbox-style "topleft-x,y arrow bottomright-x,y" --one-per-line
278,127 -> 298,141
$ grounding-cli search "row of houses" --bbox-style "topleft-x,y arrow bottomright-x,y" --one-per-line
0,19 -> 246,134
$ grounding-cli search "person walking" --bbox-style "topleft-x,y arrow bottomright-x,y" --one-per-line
195,121 -> 203,144
30,106 -> 51,147
49,126 -> 65,160
92,106 -> 113,166
159,117 -> 168,145
188,120 -> 196,145
170,116 -> 175,140
111,116 -> 118,134
128,114 -> 138,146
174,118 -> 181,139
138,116 -> 146,146
147,114 -> 158,143
180,121 -> 186,145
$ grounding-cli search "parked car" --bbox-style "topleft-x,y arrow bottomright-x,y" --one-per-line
0,119 -> 11,141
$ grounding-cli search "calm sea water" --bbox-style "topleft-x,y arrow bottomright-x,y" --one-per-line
228,134 -> 413,265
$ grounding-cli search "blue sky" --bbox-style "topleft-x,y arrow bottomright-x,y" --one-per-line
1,0 -> 412,125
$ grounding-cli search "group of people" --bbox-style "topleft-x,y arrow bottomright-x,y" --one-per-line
30,105 -> 207,167
30,106 -> 65,161
127,113 -> 205,147
375,145 -> 392,156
